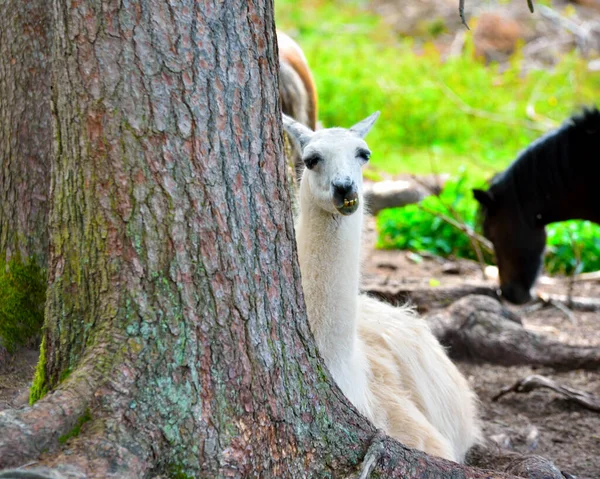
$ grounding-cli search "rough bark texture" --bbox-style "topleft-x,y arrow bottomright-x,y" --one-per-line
0,0 -> 52,266
0,1 -> 522,478
425,295 -> 600,369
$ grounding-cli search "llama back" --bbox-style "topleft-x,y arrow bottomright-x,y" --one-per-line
358,294 -> 481,463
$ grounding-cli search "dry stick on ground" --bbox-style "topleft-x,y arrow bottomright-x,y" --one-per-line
572,270 -> 600,282
362,280 -> 501,313
493,375 -> 600,413
536,291 -> 600,313
539,270 -> 600,284
363,277 -> 600,314
363,180 -> 431,216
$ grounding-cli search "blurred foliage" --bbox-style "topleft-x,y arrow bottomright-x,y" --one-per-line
377,175 -> 492,262
377,175 -> 600,274
275,0 -> 599,177
0,255 -> 46,353
546,221 -> 600,275
276,0 -> 600,276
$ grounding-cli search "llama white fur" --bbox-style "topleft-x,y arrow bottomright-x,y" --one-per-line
285,112 -> 481,463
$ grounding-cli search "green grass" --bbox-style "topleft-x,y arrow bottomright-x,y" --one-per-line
275,0 -> 599,178
276,1 -> 599,275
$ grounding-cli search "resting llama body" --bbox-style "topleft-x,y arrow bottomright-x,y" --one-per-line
284,113 -> 481,463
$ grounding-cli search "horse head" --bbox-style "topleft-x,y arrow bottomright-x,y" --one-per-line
473,187 -> 546,305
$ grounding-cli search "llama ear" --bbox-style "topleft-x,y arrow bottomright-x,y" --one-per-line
282,114 -> 313,150
350,111 -> 380,139
473,189 -> 495,209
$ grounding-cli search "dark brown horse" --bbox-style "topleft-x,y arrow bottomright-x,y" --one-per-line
473,106 -> 600,304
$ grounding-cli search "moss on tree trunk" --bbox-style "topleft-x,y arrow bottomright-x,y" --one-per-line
0,1 -> 519,477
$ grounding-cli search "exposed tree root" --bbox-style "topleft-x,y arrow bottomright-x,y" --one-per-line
493,375 -> 600,412
467,444 -> 570,479
0,349 -> 107,469
424,295 -> 600,369
362,281 -> 500,313
363,279 -> 600,314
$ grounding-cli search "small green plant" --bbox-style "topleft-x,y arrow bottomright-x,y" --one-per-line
0,255 -> 46,353
58,408 -> 92,444
376,175 -> 492,262
377,175 -> 600,275
545,221 -> 600,275
29,336 -> 48,404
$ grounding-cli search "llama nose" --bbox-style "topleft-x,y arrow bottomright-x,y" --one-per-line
332,179 -> 359,215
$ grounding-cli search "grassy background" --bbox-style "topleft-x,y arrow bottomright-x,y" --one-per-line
275,0 -> 599,179
275,0 -> 600,275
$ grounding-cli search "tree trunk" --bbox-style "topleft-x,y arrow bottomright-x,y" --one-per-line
0,1 -> 518,477
0,0 -> 52,267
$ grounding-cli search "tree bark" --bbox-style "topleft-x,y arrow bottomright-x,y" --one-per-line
0,0 -> 52,267
0,1 -> 520,478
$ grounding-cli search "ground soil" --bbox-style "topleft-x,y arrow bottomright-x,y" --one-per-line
0,346 -> 38,410
1,218 -> 598,477
363,216 -> 600,478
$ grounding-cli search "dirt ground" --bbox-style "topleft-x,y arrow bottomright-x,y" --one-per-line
363,217 -> 600,478
1,220 -> 598,477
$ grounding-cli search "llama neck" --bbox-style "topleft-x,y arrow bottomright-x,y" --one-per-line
295,182 -> 363,378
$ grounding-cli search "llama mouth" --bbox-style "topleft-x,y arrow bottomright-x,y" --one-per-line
336,198 -> 359,215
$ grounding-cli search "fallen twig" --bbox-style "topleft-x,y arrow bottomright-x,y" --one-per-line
493,375 -> 600,413
573,270 -> 600,282
539,270 -> 600,284
537,291 -> 600,313
528,294 -> 577,323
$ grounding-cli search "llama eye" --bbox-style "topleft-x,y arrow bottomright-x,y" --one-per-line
357,149 -> 371,163
303,153 -> 322,169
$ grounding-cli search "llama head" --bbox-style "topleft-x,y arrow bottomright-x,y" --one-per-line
282,112 -> 380,216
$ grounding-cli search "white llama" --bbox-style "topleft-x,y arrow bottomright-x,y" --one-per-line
283,112 -> 481,463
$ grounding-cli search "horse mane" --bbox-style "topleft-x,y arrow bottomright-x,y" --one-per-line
486,105 -> 600,226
